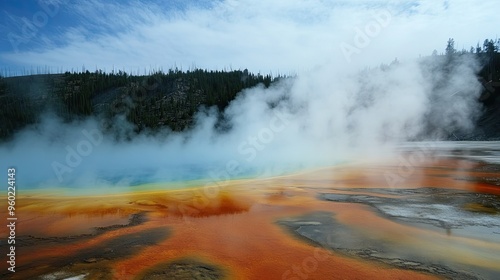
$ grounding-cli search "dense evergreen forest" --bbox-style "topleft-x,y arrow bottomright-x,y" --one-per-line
442,38 -> 500,82
0,38 -> 499,141
0,68 -> 279,140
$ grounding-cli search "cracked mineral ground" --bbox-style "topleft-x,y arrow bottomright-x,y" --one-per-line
1,143 -> 500,279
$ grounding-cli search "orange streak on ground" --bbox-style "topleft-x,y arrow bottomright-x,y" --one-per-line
11,222 -> 161,268
2,157 -> 499,279
113,199 -> 437,280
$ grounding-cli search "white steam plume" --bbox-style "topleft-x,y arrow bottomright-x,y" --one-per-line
0,55 -> 482,189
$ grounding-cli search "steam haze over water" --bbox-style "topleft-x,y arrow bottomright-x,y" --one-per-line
0,0 -> 498,189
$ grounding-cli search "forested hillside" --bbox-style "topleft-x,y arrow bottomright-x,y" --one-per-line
1,38 -> 499,141
0,69 -> 279,140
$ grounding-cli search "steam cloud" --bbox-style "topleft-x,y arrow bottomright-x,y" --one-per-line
0,55 -> 482,189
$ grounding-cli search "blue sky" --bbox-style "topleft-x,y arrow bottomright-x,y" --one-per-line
0,0 -> 499,76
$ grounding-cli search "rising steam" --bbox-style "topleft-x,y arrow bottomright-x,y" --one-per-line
0,55 -> 482,189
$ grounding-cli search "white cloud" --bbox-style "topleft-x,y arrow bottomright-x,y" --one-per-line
1,0 -> 499,74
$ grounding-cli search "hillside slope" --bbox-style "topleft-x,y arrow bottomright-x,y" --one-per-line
0,62 -> 499,142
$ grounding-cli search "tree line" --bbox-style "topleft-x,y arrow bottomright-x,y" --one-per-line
0,68 -> 280,140
441,38 -> 500,81
1,38 -> 499,141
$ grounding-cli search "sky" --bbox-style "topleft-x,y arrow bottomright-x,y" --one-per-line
0,0 -> 499,76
